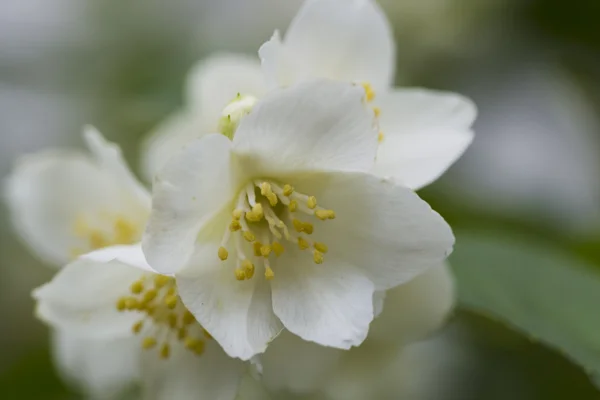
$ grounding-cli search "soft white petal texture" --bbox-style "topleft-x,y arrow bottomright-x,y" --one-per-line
289,171 -> 454,291
271,248 -> 375,350
143,133 -> 238,274
142,342 -> 244,400
185,53 -> 266,119
368,263 -> 455,345
373,89 -> 476,189
82,243 -> 155,273
4,133 -> 149,266
261,330 -> 342,394
177,243 -> 283,361
33,256 -> 146,338
232,79 -> 377,176
52,331 -> 140,399
261,0 -> 395,90
140,111 -> 207,183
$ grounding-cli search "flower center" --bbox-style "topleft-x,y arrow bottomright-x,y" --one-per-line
71,214 -> 140,258
360,82 -> 384,143
217,180 -> 335,281
218,93 -> 258,139
115,275 -> 211,359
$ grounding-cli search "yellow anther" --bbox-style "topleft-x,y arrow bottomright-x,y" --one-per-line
293,219 -> 304,232
229,220 -> 242,232
260,245 -> 272,257
142,337 -> 157,349
283,184 -> 294,196
315,209 -> 335,220
165,295 -> 178,309
313,251 -> 324,264
378,131 -> 385,143
314,242 -> 328,253
203,329 -> 213,339
243,230 -> 256,242
192,341 -> 205,355
298,237 -> 310,250
178,328 -> 188,340
218,246 -> 229,261
167,286 -> 176,296
167,313 -> 178,328
114,218 -> 138,245
302,223 -> 314,235
307,196 -> 317,209
130,280 -> 144,294
361,82 -> 376,102
116,297 -> 127,311
252,204 -> 264,219
232,209 -> 243,220
373,107 -> 381,117
125,297 -> 139,310
184,337 -> 205,355
260,182 -> 272,196
183,310 -> 195,325
132,320 -> 144,334
265,266 -> 275,280
253,242 -> 263,257
244,263 -> 255,279
154,275 -> 171,288
268,193 -> 278,206
272,242 -> 285,256
160,343 -> 170,359
288,200 -> 298,212
143,289 -> 157,303
235,268 -> 246,281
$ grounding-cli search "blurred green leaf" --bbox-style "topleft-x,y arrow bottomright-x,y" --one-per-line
451,229 -> 600,388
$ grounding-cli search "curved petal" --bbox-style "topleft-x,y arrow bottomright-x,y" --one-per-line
139,111 -> 209,183
374,89 -> 476,189
33,255 -> 146,338
261,330 -> 342,394
289,171 -> 455,291
52,330 -> 140,398
143,133 -> 238,274
82,243 -> 155,273
185,53 -> 266,119
176,243 -> 283,361
141,341 -> 244,400
232,79 -> 378,176
271,249 -> 375,350
4,146 -> 147,267
368,263 -> 455,345
280,0 -> 395,90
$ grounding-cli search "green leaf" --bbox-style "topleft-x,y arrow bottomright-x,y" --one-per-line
451,229 -> 600,383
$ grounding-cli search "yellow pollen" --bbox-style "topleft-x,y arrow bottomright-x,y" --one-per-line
178,328 -> 188,340
116,297 -> 127,311
288,200 -> 298,212
183,310 -> 195,325
242,231 -> 256,242
160,343 -> 170,359
125,297 -> 139,310
314,242 -> 328,253
252,204 -> 264,219
218,247 -> 229,260
235,268 -> 246,281
132,320 -> 144,334
283,184 -> 294,196
165,294 -> 178,309
142,337 -> 157,349
315,209 -> 335,220
168,313 -> 178,328
243,261 -> 255,279
72,214 -> 140,257
260,182 -> 272,196
298,237 -> 310,250
260,245 -> 272,257
267,193 -> 278,206
265,266 -> 275,280
293,219 -> 304,232
130,280 -> 144,294
303,223 -> 314,235
361,82 -> 376,102
232,209 -> 243,220
143,289 -> 157,303
229,220 -> 242,232
313,251 -> 324,264
373,107 -> 381,117
253,242 -> 263,257
307,196 -> 317,209
184,338 -> 205,355
272,242 -> 285,256
154,275 -> 171,288
378,131 -> 385,143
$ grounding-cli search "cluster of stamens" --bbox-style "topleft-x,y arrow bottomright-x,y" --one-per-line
360,82 -> 384,143
115,274 -> 211,359
217,180 -> 335,281
71,214 -> 139,257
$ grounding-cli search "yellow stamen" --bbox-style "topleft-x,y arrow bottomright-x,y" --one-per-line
260,182 -> 272,196
125,298 -> 139,310
289,200 -> 298,212
361,82 -> 376,102
154,275 -> 171,288
232,209 -> 243,220
253,242 -> 263,257
229,220 -> 242,231
283,184 -> 294,196
242,231 -> 256,242
265,266 -> 275,280
302,222 -> 314,235
142,337 -> 157,349
307,196 -> 317,209
143,289 -> 157,303
242,260 -> 255,279
116,297 -> 127,311
252,204 -> 264,219
132,320 -> 144,334
315,209 -> 335,220
218,247 -> 229,260
160,343 -> 170,359
378,131 -> 384,143
314,242 -> 328,253
267,193 -> 278,206
130,280 -> 144,294
235,268 -> 246,281
298,237 -> 310,250
183,310 -> 195,325
373,107 -> 381,117
260,245 -> 272,257
313,251 -> 324,264
165,295 -> 178,309
293,219 -> 304,232
272,242 -> 285,256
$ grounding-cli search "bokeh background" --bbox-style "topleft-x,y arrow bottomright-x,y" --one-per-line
2,0 -> 600,398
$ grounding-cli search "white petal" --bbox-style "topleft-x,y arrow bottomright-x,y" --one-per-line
176,243 -> 283,361
258,31 -> 292,90
142,342 -> 244,400
52,330 -> 140,399
261,330 -> 342,394
374,89 -> 476,189
139,111 -> 209,183
232,79 -> 378,176
368,263 -> 455,345
82,243 -> 155,273
33,254 -> 146,338
290,171 -> 454,290
271,249 -> 375,350
4,144 -> 148,267
143,133 -> 237,274
278,0 -> 395,90
185,53 -> 266,119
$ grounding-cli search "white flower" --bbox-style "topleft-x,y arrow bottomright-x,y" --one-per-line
142,80 -> 454,361
259,0 -> 476,190
34,244 -> 248,400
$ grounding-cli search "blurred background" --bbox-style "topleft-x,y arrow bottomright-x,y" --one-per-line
2,0 -> 600,398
